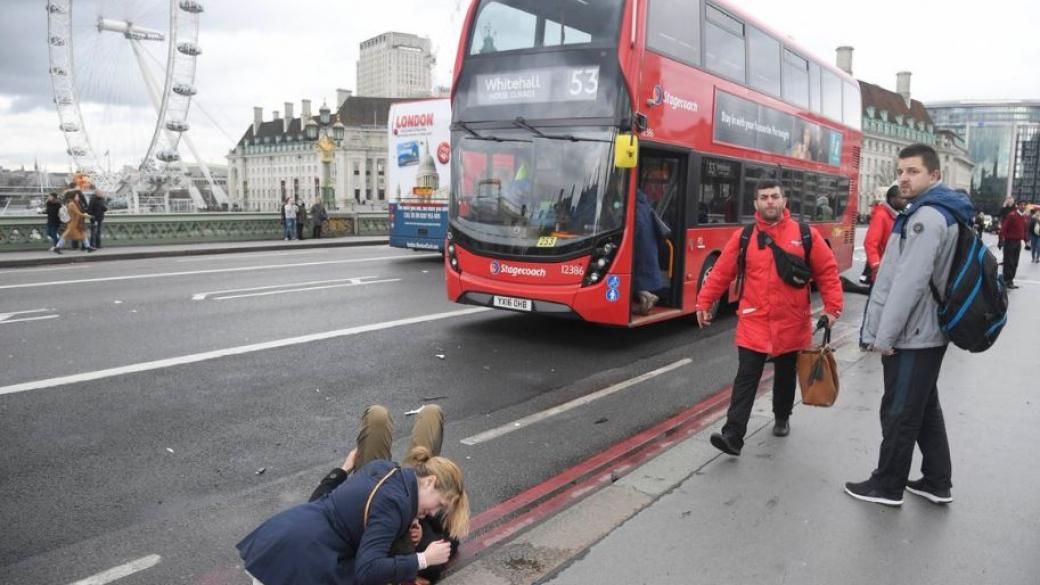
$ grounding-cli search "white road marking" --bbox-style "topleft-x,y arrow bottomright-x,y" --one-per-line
0,308 -> 489,396
175,249 -> 331,262
460,358 -> 693,446
0,264 -> 88,275
192,276 -> 380,300
0,309 -> 59,325
213,278 -> 401,301
0,314 -> 60,325
0,254 -> 424,291
67,554 -> 161,585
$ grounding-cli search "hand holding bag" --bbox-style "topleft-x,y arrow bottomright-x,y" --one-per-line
797,320 -> 839,407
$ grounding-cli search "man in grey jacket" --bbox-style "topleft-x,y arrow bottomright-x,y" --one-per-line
847,143 -> 973,507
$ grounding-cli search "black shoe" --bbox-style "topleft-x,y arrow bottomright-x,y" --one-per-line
710,432 -> 742,456
905,478 -> 953,504
1007,283 -> 1019,289
844,479 -> 903,506
772,417 -> 790,437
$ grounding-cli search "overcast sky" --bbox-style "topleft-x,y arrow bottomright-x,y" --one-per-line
2,0 -> 1037,172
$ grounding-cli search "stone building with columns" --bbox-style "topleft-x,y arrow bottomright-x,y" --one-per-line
834,47 -> 973,216
226,94 -> 395,212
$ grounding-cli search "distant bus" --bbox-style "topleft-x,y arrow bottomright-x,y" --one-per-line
387,98 -> 451,252
445,0 -> 861,325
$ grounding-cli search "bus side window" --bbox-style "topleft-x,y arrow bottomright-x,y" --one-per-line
699,157 -> 740,225
741,164 -> 778,222
781,168 -> 804,220
802,173 -> 818,220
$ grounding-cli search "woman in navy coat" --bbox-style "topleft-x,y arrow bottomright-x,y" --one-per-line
238,447 -> 469,585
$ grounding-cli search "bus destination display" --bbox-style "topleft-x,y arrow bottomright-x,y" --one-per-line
471,66 -> 601,107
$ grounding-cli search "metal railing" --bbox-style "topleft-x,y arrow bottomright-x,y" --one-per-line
0,211 -> 388,251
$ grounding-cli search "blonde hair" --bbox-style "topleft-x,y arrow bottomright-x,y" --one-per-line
407,445 -> 470,538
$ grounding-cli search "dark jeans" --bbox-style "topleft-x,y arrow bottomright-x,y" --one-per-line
90,219 -> 103,249
1002,240 -> 1022,283
721,348 -> 798,446
296,222 -> 305,240
47,223 -> 60,246
1031,235 -> 1040,262
312,225 -> 322,239
871,345 -> 951,495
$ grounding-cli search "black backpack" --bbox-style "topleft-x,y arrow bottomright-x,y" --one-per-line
900,202 -> 1008,353
736,222 -> 812,298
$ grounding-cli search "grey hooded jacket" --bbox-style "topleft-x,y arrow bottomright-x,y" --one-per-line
860,184 -> 973,350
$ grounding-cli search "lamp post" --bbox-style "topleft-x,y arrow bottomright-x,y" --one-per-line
305,101 -> 345,209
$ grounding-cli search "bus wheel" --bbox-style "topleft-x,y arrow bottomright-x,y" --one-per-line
698,254 -> 723,322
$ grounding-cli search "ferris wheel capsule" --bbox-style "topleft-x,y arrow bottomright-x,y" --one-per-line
156,149 -> 181,163
49,35 -> 66,47
68,147 -> 87,157
177,42 -> 201,56
179,0 -> 204,14
173,83 -> 197,96
46,3 -> 66,14
50,66 -> 67,76
60,122 -> 80,132
166,120 -> 190,132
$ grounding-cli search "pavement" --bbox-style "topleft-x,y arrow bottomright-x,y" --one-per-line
0,235 -> 388,268
445,270 -> 1040,585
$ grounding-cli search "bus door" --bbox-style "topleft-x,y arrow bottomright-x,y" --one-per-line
635,148 -> 687,312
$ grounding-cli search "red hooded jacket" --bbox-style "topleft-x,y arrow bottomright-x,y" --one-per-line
864,202 -> 897,275
695,209 -> 844,356
999,210 -> 1028,242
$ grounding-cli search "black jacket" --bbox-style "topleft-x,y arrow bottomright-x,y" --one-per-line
45,200 -> 62,225
87,196 -> 107,220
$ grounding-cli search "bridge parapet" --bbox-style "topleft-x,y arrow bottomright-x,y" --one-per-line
0,212 -> 388,251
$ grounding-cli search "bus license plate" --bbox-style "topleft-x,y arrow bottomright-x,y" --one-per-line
493,295 -> 532,312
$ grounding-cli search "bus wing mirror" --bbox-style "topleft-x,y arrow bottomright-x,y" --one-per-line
614,133 -> 638,169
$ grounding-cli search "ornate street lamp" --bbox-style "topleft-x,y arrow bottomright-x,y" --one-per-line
307,101 -> 342,209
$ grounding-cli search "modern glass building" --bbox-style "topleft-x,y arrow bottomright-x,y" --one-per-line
927,100 -> 1040,211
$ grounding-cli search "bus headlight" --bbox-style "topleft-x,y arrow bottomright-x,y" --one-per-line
582,235 -> 620,287
446,231 -> 461,274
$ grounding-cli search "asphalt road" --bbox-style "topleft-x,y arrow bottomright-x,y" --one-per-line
0,234 -> 870,585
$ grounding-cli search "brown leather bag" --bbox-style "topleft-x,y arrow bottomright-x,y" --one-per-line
797,325 -> 839,407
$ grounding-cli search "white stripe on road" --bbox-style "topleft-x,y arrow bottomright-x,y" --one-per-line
0,264 -> 88,275
0,314 -> 60,325
175,249 -> 330,262
0,254 -> 424,290
192,276 -> 381,300
460,358 -> 693,446
214,278 -> 401,301
67,554 -> 161,585
0,308 -> 489,397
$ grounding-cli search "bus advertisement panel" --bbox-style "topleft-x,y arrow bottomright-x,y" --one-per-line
388,98 -> 451,252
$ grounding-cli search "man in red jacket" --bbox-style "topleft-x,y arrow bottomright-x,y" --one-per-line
863,185 -> 906,283
998,199 -> 1029,288
696,179 -> 844,456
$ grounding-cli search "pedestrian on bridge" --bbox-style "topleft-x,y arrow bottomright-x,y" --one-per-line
862,185 -> 905,284
296,198 -> 308,241
50,191 -> 93,254
238,404 -> 469,585
851,143 -> 972,507
695,179 -> 843,456
44,192 -> 62,246
311,199 -> 329,239
998,199 -> 1029,287
282,197 -> 297,241
87,190 -> 107,249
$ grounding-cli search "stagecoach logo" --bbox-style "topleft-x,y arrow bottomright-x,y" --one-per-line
490,260 -> 547,278
650,84 -> 699,113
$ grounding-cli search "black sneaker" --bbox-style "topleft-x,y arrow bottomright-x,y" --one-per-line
844,479 -> 903,506
905,478 -> 953,504
710,432 -> 742,456
773,417 -> 790,437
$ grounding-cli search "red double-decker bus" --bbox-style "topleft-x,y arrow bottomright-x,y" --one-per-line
445,0 -> 861,326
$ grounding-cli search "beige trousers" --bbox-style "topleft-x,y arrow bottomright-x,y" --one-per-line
352,404 -> 444,471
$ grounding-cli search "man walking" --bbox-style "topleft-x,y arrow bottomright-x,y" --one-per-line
282,197 -> 297,241
87,190 -> 107,249
696,179 -> 843,456
850,143 -> 974,507
44,192 -> 62,247
310,199 -> 328,239
998,199 -> 1028,287
863,185 -> 905,284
